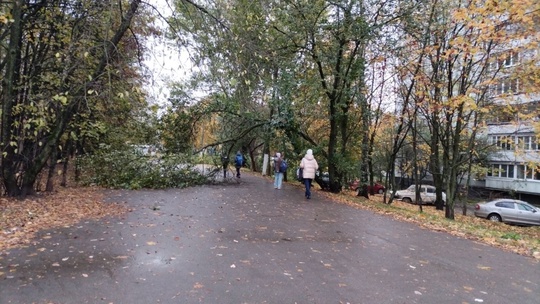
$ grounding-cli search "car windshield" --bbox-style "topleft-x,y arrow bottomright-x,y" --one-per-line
406,185 -> 416,191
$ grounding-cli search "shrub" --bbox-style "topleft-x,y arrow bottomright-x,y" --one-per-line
77,148 -> 207,189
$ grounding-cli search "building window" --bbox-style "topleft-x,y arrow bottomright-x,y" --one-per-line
490,50 -> 520,71
503,51 -> 520,67
515,165 -> 540,180
503,136 -> 513,150
513,136 -> 540,151
504,164 -> 514,178
491,164 -> 515,178
493,136 -> 514,150
517,136 -> 531,150
531,167 -> 540,181
492,78 -> 521,95
525,166 -> 534,179
517,165 -> 525,179
492,136 -> 498,148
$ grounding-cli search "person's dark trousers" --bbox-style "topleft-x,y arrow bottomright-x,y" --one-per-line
304,178 -> 312,199
236,166 -> 241,177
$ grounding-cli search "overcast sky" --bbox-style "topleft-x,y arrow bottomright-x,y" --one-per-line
144,0 -> 193,106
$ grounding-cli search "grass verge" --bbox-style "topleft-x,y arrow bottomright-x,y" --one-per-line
323,189 -> 540,259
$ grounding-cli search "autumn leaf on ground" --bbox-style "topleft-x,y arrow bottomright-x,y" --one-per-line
477,265 -> 491,270
0,187 -> 128,252
113,256 -> 130,260
320,190 -> 540,258
463,286 -> 474,292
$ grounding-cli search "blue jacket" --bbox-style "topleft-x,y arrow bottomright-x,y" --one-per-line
235,153 -> 243,167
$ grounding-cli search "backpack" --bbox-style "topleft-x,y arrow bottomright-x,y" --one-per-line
279,159 -> 288,172
235,154 -> 243,167
296,167 -> 303,181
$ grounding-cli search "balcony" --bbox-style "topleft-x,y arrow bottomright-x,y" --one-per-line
486,177 -> 540,195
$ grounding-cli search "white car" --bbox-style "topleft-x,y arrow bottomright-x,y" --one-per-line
392,184 -> 446,204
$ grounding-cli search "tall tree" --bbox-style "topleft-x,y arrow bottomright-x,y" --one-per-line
0,0 -> 145,196
399,0 -> 540,218
168,0 -> 422,192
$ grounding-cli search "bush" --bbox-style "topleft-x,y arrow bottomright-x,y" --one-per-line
77,148 -> 207,189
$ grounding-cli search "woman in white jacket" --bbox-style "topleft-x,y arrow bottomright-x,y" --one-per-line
299,149 -> 318,199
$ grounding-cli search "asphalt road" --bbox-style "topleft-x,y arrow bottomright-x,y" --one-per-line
1,172 -> 538,304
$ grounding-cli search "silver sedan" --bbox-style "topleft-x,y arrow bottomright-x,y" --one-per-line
474,199 -> 540,226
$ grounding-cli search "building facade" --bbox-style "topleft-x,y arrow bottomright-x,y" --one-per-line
486,121 -> 540,195
484,38 -> 540,197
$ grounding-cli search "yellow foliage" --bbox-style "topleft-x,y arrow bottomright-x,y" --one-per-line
0,13 -> 12,24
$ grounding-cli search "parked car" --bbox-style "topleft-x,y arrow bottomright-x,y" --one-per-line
474,199 -> 540,226
392,184 -> 446,204
349,180 -> 386,194
368,183 -> 386,194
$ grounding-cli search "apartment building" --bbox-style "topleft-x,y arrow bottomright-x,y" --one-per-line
486,120 -> 540,195
485,44 -> 540,196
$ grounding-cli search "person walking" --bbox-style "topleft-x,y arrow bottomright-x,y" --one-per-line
234,151 -> 244,178
281,153 -> 288,182
274,152 -> 284,189
299,149 -> 318,199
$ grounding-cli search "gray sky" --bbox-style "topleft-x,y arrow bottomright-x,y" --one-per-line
144,0 -> 193,106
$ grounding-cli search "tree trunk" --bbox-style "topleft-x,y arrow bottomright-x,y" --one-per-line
412,107 -> 423,212
1,0 -> 24,196
431,122 -> 445,211
61,139 -> 74,187
328,94 -> 341,193
61,156 -> 70,187
46,148 -> 59,192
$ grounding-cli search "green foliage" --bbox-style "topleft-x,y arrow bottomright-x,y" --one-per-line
159,107 -> 195,154
0,0 -> 150,196
501,232 -> 522,241
77,147 -> 207,190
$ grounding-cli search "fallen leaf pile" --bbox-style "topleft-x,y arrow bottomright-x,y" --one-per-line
0,187 -> 128,251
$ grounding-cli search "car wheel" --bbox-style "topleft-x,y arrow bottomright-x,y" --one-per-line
378,189 -> 384,194
402,197 -> 412,204
488,213 -> 502,222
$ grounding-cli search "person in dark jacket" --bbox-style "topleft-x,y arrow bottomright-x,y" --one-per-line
274,152 -> 284,189
234,151 -> 244,178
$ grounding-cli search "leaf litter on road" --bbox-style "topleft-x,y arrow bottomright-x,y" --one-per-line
0,187 -> 128,252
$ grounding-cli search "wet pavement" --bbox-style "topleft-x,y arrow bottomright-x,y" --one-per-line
1,172 -> 539,303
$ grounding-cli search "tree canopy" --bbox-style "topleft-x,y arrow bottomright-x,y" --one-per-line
0,0 -> 149,196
